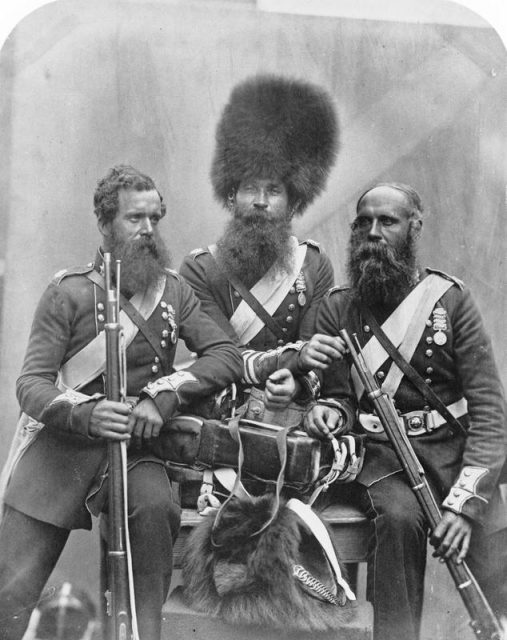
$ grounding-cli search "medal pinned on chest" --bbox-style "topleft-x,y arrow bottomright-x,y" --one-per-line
295,270 -> 307,307
161,301 -> 178,344
432,307 -> 448,346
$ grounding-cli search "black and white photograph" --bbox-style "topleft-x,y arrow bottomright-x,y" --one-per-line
0,1 -> 505,639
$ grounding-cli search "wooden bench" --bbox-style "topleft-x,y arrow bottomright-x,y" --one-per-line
102,491 -> 373,639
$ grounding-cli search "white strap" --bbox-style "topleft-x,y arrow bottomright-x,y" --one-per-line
287,498 -> 356,601
359,397 -> 468,434
211,237 -> 307,345
381,275 -> 453,396
58,276 -> 166,391
351,274 -> 454,398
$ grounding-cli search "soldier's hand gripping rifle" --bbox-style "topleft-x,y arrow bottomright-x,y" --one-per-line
104,253 -> 137,640
340,329 -> 503,640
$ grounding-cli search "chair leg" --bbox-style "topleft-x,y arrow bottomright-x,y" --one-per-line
345,562 -> 359,593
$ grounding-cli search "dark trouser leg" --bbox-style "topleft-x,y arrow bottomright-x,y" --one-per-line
0,506 -> 69,640
467,525 -> 507,619
105,462 -> 180,640
358,472 -> 428,640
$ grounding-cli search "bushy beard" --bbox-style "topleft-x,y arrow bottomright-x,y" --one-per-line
216,209 -> 294,288
108,231 -> 172,296
347,230 -> 418,307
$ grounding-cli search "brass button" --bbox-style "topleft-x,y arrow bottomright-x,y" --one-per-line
289,287 -> 295,294
97,314 -> 105,322
425,349 -> 433,357
426,336 -> 433,344
286,316 -> 293,323
151,365 -> 159,373
162,329 -> 169,338
426,367 -> 433,374
154,356 -> 160,363
97,302 -> 104,311
162,311 -> 168,320
377,371 -> 385,380
426,319 -> 432,327
277,339 -> 284,346
282,327 -> 288,333
288,304 -> 295,311
425,378 -> 432,385
233,290 -> 240,298
364,325 -> 371,333
161,340 -> 167,348
160,301 -> 167,308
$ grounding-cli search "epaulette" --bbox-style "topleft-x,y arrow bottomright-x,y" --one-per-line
51,263 -> 94,285
188,247 -> 210,260
327,284 -> 350,297
165,267 -> 180,281
426,268 -> 464,290
300,238 -> 322,252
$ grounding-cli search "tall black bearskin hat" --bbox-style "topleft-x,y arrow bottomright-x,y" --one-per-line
211,74 -> 339,213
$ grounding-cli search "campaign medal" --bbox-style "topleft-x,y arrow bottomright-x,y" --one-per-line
161,301 -> 178,344
432,307 -> 447,346
295,271 -> 307,307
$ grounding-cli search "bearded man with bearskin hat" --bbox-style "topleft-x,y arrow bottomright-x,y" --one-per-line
312,182 -> 507,640
180,75 -> 354,435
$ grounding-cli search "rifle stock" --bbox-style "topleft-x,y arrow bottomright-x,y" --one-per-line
104,253 -> 133,640
340,329 -> 502,640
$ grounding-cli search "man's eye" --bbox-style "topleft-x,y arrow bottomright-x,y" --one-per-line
380,218 -> 394,226
151,216 -> 161,225
353,218 -> 371,229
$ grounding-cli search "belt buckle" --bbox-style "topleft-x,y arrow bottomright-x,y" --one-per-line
404,411 -> 427,436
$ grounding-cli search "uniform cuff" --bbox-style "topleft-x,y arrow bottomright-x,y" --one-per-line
442,466 -> 489,522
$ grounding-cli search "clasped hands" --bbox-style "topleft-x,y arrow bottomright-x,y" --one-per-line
89,397 -> 163,447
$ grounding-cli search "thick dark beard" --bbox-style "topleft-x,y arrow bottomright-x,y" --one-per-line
216,210 -> 294,288
347,230 -> 418,307
108,231 -> 172,296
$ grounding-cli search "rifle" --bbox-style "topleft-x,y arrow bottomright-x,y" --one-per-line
340,329 -> 503,640
103,253 -> 135,640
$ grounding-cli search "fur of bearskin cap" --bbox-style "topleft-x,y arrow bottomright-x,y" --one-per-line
182,494 -> 356,632
211,74 -> 339,213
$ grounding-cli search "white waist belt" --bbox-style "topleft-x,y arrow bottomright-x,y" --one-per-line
359,398 -> 468,437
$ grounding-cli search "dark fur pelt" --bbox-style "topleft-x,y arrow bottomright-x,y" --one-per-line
211,74 -> 339,212
181,494 -> 356,631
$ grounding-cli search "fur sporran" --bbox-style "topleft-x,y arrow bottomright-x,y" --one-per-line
181,493 -> 357,631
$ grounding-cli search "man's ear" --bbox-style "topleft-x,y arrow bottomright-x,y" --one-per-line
411,217 -> 423,237
98,217 -> 111,238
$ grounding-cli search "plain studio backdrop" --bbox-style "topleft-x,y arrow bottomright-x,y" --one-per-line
0,2 -> 505,639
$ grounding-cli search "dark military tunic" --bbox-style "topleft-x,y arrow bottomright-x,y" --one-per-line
317,268 -> 506,523
4,253 -> 242,530
179,239 -> 334,385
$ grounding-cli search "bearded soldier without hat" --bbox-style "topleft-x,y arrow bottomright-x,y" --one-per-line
0,165 -> 242,640
180,75 -> 354,434
312,183 -> 507,640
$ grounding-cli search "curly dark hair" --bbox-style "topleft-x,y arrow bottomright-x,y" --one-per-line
93,165 -> 167,224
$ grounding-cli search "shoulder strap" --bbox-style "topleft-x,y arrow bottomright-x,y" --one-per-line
225,272 -> 286,341
86,270 -> 169,373
361,306 -> 467,437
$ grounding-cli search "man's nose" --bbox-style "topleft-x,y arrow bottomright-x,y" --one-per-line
253,189 -> 268,209
140,217 -> 153,235
368,219 -> 382,240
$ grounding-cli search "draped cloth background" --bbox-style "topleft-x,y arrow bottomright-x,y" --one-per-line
0,2 -> 505,639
